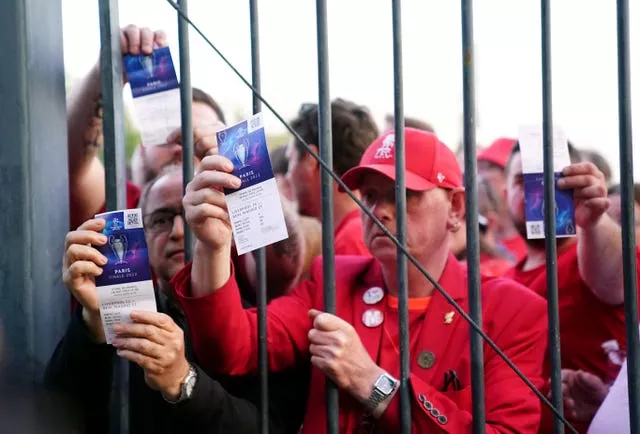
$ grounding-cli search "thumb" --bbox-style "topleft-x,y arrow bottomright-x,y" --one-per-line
166,127 -> 182,146
308,309 -> 323,320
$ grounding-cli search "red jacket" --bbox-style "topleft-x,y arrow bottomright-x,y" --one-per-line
172,254 -> 548,433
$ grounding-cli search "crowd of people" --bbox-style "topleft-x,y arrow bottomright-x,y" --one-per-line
5,24 -> 640,433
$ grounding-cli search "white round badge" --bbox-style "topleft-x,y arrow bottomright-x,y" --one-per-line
362,309 -> 384,328
363,286 -> 385,305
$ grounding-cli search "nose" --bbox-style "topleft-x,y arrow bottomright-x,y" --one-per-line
369,197 -> 395,223
170,214 -> 185,239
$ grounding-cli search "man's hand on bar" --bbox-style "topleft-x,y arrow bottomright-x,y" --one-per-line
308,309 -> 392,416
557,369 -> 609,423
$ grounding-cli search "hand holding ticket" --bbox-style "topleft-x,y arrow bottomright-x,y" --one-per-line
518,125 -> 576,239
94,208 -> 157,344
216,113 -> 289,254
183,113 -> 288,255
124,46 -> 181,146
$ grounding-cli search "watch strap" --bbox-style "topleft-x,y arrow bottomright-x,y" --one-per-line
365,372 -> 398,411
163,364 -> 197,404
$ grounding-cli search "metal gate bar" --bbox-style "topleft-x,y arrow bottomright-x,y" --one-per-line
460,1 -> 485,432
248,1 -> 270,432
97,0 -> 129,433
177,0 -> 194,261
616,0 -> 640,433
539,1 -> 564,432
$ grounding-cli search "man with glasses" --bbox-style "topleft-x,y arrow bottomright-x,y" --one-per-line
45,165 -> 309,434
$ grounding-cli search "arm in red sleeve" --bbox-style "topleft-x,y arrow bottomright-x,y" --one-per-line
171,260 -> 318,376
377,283 -> 548,433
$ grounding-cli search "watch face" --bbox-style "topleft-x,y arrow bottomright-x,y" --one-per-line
375,375 -> 395,394
185,374 -> 197,397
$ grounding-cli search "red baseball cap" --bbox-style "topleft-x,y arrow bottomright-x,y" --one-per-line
477,137 -> 516,169
340,128 -> 463,192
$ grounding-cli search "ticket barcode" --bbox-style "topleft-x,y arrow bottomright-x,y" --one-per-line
248,112 -> 263,133
125,209 -> 144,229
526,221 -> 544,239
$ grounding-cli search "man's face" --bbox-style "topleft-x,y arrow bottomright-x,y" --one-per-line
285,139 -> 320,218
143,171 -> 185,286
478,161 -> 506,197
505,152 -> 527,239
141,101 -> 221,183
608,193 -> 640,246
360,172 -> 453,264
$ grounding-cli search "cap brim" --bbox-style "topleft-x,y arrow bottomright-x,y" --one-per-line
339,164 -> 436,192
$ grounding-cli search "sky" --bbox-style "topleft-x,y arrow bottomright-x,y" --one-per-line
61,0 -> 640,182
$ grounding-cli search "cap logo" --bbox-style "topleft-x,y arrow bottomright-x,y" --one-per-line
374,134 -> 395,159
437,172 -> 445,183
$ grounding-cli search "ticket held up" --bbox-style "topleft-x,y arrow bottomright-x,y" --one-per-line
94,208 -> 157,344
124,46 -> 181,146
518,125 -> 576,239
217,113 -> 289,255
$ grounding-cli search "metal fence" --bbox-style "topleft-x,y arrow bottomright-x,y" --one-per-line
0,0 -> 637,433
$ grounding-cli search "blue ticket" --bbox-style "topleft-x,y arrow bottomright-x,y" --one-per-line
124,46 -> 181,146
518,125 -> 576,239
216,113 -> 289,254
94,208 -> 157,343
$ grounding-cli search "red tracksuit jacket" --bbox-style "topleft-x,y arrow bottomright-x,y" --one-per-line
172,254 -> 548,433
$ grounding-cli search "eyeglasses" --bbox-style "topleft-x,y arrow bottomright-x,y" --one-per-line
144,208 -> 183,234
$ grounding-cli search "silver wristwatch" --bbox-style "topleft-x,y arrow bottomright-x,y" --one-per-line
164,364 -> 198,404
365,372 -> 399,411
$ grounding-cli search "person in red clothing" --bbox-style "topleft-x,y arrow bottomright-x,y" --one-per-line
503,141 -> 640,433
285,100 -> 379,256
453,176 -> 515,277
478,137 -> 528,262
165,128 -> 549,433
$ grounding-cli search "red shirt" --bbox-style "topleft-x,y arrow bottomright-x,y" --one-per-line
97,180 -> 142,213
334,209 -> 370,256
506,243 -> 640,433
501,234 -> 528,263
460,253 -> 513,278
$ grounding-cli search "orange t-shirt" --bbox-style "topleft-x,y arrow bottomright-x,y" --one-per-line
378,295 -> 431,376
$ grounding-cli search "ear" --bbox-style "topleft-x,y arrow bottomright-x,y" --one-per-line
303,144 -> 320,172
447,188 -> 466,232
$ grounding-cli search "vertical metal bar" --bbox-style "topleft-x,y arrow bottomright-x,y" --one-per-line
540,1 -> 564,432
249,1 -> 269,433
98,1 -> 129,433
315,0 -> 338,432
616,0 -> 640,432
460,1 -> 485,432
99,0 -> 126,212
391,0 -> 410,432
177,0 -> 194,261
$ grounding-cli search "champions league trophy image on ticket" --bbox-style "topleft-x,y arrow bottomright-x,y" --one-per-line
234,138 -> 250,169
140,52 -> 155,78
109,234 -> 129,265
